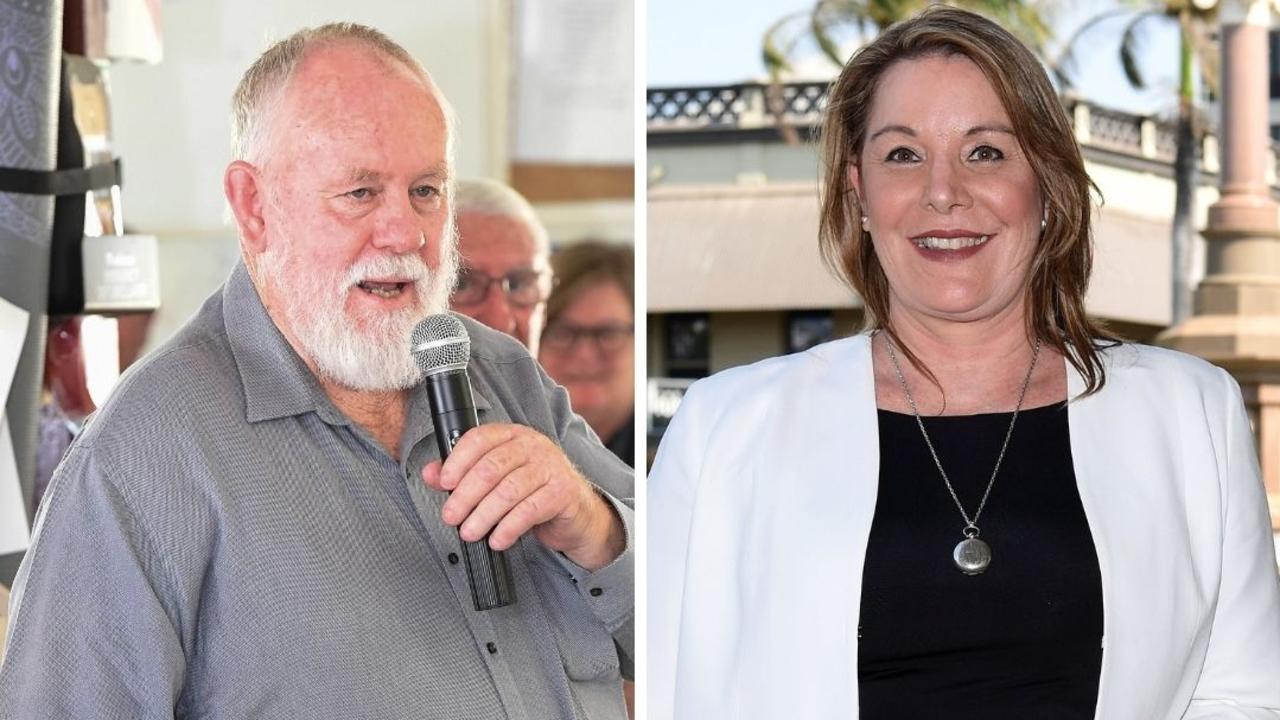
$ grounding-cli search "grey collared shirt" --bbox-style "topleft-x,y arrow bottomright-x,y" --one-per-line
0,263 -> 634,720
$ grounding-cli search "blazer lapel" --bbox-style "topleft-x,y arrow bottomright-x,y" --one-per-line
732,335 -> 880,717
1067,352 -> 1203,718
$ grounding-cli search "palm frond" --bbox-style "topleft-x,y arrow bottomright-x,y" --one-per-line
958,0 -> 1036,52
1118,11 -> 1163,90
1051,7 -> 1136,89
761,10 -> 812,77
810,11 -> 849,66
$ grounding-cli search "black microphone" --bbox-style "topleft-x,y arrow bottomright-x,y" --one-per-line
411,314 -> 516,611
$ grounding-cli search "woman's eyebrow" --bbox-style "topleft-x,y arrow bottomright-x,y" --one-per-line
966,124 -> 1015,136
867,124 -> 1014,142
868,124 -> 915,142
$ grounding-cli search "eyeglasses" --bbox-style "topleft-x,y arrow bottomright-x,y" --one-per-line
541,323 -> 634,353
452,267 -> 550,308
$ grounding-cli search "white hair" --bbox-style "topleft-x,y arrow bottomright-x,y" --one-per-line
454,178 -> 550,254
257,219 -> 461,392
230,22 -> 457,172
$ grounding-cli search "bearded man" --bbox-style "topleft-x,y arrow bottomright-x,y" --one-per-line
0,24 -> 633,720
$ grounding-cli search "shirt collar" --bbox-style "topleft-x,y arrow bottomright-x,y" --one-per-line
222,262 -> 493,427
223,262 -> 348,424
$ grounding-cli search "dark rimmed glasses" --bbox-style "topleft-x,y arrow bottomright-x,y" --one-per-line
541,323 -> 634,354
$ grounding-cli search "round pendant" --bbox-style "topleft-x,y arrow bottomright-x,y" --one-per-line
953,537 -> 991,575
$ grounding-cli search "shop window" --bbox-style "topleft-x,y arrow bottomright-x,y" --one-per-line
1271,30 -> 1280,99
664,313 -> 709,379
787,311 -> 835,354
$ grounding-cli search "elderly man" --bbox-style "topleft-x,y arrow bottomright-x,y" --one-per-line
0,24 -> 633,720
452,178 -> 552,354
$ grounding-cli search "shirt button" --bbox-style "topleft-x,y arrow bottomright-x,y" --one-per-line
589,587 -> 603,597
486,642 -> 498,655
448,553 -> 460,565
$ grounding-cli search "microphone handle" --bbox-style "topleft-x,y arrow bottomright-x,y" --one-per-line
426,369 -> 516,611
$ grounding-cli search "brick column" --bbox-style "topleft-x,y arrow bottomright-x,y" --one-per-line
1158,0 -> 1280,527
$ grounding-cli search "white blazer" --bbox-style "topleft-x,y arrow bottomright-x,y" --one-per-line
648,334 -> 1280,719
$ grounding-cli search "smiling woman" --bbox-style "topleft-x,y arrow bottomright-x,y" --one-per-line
647,5 -> 1280,720
852,54 -> 1044,335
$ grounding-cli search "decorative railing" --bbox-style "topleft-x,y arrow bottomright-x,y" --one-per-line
647,81 -> 831,132
648,81 -> 1279,179
1084,105 -> 1148,156
647,85 -> 751,127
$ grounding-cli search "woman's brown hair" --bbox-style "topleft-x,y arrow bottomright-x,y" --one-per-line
545,241 -> 635,329
818,4 -> 1117,393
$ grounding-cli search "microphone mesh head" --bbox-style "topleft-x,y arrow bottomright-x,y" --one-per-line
411,314 -> 471,375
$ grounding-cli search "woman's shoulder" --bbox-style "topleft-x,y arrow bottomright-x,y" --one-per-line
684,334 -> 871,405
655,334 -> 872,479
1093,341 -> 1240,408
1100,341 -> 1232,386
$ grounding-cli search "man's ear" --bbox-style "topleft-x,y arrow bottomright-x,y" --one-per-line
225,160 -> 268,255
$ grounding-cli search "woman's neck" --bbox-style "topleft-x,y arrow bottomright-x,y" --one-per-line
873,306 -> 1067,416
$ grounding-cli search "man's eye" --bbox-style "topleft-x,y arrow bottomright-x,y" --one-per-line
885,147 -> 919,163
412,185 -> 439,199
970,145 -> 1004,162
507,273 -> 535,291
346,188 -> 373,200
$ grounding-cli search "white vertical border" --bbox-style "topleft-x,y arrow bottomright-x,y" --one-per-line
632,0 -> 649,716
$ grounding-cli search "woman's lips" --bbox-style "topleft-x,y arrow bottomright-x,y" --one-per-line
908,232 -> 992,261
911,234 -> 990,250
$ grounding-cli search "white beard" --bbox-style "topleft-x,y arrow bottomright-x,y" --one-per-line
258,227 -> 459,392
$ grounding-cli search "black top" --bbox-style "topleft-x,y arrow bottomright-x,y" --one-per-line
605,413 -> 635,468
858,402 -> 1103,718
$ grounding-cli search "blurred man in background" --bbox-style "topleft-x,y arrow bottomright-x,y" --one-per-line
452,178 -> 552,354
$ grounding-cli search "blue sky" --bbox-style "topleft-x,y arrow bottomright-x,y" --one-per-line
647,0 -> 1187,117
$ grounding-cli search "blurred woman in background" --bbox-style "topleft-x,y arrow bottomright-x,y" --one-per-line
539,242 -> 635,467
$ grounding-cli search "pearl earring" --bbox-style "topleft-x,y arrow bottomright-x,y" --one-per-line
861,215 -> 870,231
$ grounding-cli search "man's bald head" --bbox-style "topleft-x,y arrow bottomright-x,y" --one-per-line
230,23 -> 456,173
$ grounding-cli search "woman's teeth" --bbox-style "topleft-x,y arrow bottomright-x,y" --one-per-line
913,235 -> 990,250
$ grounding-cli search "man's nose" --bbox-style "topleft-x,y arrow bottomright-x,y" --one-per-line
474,283 -> 517,333
372,195 -> 428,254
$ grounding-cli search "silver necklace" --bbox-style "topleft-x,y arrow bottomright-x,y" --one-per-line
882,334 -> 1042,575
